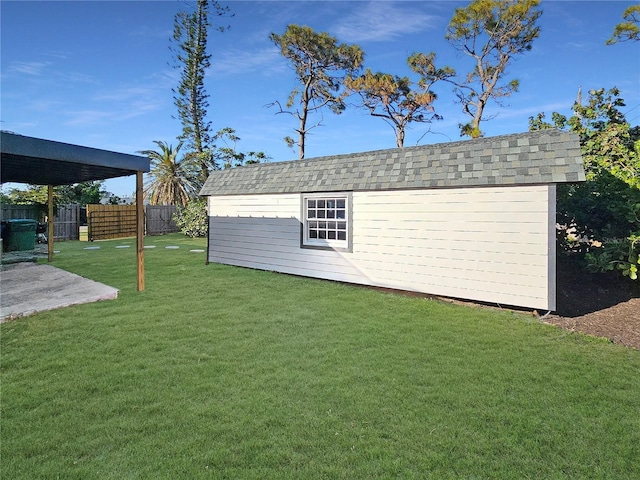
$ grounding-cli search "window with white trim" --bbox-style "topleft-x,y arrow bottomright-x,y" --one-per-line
302,193 -> 351,251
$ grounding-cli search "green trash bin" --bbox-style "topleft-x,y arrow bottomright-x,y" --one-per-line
2,219 -> 37,252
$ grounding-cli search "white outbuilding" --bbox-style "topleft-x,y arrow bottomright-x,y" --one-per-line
200,130 -> 585,311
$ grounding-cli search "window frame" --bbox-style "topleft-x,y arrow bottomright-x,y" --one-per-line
300,192 -> 352,252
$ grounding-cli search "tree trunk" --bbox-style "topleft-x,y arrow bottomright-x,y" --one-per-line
471,96 -> 488,138
396,128 -> 405,148
298,132 -> 305,160
297,110 -> 306,159
298,81 -> 311,159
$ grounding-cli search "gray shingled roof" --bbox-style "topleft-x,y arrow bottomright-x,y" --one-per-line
200,129 -> 585,196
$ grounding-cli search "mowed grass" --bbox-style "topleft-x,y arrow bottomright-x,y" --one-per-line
1,233 -> 639,479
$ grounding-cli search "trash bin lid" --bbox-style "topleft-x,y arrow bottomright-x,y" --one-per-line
4,219 -> 38,232
5,219 -> 38,225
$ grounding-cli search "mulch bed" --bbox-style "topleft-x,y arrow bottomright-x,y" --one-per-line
544,256 -> 640,350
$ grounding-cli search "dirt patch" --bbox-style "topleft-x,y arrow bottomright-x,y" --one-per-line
544,256 -> 640,350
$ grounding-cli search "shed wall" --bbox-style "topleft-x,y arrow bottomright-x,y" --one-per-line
207,185 -> 556,310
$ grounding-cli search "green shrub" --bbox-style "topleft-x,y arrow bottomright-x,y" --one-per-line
530,87 -> 640,281
173,198 -> 207,237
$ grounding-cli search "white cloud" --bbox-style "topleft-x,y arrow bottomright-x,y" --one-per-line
43,51 -> 70,60
27,99 -> 65,112
6,59 -> 96,85
8,61 -> 51,76
495,101 -> 573,120
94,86 -> 161,102
63,109 -> 114,127
332,2 -> 439,43
563,41 -> 598,51
62,98 -> 164,127
210,47 -> 285,77
131,25 -> 173,39
119,101 -> 164,120
59,71 -> 96,84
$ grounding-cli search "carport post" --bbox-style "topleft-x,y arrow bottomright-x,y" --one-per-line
136,171 -> 145,291
48,185 -> 54,262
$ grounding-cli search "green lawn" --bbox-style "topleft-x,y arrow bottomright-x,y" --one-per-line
1,233 -> 639,479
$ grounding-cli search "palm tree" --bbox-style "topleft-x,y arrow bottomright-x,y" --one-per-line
139,141 -> 197,207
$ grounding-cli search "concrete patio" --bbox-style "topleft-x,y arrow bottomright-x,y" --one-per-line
1,261 -> 118,322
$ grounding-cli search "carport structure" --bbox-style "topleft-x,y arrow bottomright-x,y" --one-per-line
1,131 -> 150,290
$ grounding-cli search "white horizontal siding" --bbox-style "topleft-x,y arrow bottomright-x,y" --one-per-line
208,194 -> 365,283
207,186 -> 555,310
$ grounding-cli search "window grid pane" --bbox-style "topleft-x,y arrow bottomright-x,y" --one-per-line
306,196 -> 348,244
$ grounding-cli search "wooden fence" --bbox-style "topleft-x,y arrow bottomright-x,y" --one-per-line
54,204 -> 81,240
87,204 -> 137,241
2,203 -> 180,241
1,204 -> 38,221
87,204 -> 180,240
146,205 -> 179,236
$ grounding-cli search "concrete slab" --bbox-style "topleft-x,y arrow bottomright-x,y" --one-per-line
0,263 -> 119,322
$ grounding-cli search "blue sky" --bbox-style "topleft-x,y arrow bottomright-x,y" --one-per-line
2,0 -> 639,197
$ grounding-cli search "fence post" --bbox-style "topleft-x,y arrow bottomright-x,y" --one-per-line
136,171 -> 145,291
48,185 -> 54,262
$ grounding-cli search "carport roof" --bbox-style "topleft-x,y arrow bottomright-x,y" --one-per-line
1,131 -> 149,186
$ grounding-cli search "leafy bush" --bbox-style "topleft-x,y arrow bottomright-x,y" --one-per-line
173,198 -> 207,238
584,235 -> 640,280
530,87 -> 640,281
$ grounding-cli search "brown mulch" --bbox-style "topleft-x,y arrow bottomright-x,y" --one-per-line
543,256 -> 640,350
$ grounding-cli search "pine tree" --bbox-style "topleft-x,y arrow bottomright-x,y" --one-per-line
269,25 -> 364,159
445,0 -> 542,138
172,0 -> 230,185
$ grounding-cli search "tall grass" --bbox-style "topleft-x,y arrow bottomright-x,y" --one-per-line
2,234 -> 639,479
